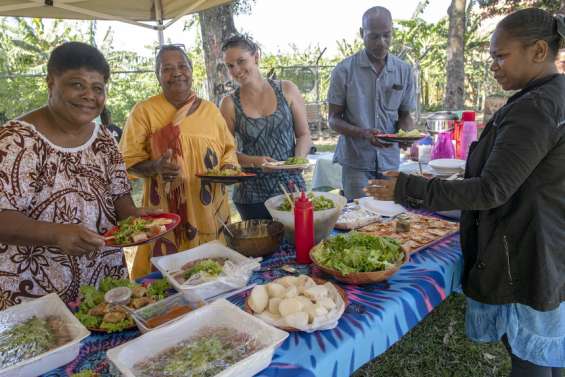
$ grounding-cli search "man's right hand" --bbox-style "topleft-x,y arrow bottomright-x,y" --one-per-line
53,224 -> 105,256
361,129 -> 394,148
154,149 -> 181,182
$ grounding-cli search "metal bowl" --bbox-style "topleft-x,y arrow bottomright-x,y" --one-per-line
426,111 -> 459,134
223,219 -> 284,258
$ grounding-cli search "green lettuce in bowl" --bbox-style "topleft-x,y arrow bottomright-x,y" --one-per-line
311,232 -> 404,276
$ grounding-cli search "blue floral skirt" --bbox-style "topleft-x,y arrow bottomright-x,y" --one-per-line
465,297 -> 565,367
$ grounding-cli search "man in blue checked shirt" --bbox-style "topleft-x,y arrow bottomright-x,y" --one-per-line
328,6 -> 417,200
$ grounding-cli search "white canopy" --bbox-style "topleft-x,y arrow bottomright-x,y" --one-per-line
0,0 -> 231,32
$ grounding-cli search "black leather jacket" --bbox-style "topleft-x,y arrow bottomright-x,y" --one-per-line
395,74 -> 565,311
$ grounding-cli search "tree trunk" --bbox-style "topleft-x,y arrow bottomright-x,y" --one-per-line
444,0 -> 466,110
199,4 -> 238,104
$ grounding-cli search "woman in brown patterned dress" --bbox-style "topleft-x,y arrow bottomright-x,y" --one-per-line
0,42 -> 148,309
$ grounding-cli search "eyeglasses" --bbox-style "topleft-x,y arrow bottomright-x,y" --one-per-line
155,43 -> 186,54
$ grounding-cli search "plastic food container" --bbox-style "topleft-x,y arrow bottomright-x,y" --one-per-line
133,293 -> 203,333
151,241 -> 255,302
0,293 -> 90,377
104,286 -> 132,305
264,191 -> 347,244
107,299 -> 289,377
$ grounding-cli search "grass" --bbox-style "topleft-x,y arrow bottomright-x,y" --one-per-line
353,293 -> 513,377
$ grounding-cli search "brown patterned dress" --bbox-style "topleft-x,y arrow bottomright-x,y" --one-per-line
0,120 -> 131,309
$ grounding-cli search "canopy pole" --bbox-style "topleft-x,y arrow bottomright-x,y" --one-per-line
158,22 -> 164,46
154,0 -> 165,46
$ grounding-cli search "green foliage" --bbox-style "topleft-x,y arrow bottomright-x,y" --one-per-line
231,0 -> 257,15
336,38 -> 364,59
261,45 -> 337,103
477,0 -> 562,16
0,17 -> 170,126
0,17 -> 85,118
181,15 -> 210,99
388,6 -> 495,111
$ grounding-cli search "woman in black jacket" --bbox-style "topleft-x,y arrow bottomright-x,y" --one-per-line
365,8 -> 564,377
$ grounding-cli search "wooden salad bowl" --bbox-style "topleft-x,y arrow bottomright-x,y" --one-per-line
243,276 -> 349,332
310,245 -> 409,285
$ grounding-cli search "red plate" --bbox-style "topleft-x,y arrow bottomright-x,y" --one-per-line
104,213 -> 181,247
196,172 -> 257,185
375,133 -> 427,143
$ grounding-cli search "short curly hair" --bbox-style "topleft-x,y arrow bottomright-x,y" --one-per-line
47,42 -> 110,82
155,45 -> 193,76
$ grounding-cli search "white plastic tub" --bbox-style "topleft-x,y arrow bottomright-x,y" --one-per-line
107,299 -> 288,377
133,293 -> 203,333
0,293 -> 90,377
151,240 -> 254,302
264,191 -> 347,244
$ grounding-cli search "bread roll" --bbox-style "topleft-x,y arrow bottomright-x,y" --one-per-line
296,295 -> 314,308
297,275 -> 316,293
283,285 -> 298,298
266,283 -> 286,298
268,298 -> 282,315
318,297 -> 336,310
278,297 -> 304,317
260,311 -> 281,322
306,303 -> 329,323
275,276 -> 298,288
249,285 -> 269,313
284,311 -> 309,329
304,285 -> 329,301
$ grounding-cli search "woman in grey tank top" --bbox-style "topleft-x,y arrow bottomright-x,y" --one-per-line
220,34 -> 312,220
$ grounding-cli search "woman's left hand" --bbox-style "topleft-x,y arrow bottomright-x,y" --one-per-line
363,171 -> 399,200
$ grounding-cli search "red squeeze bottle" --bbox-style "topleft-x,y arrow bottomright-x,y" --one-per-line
294,192 -> 314,264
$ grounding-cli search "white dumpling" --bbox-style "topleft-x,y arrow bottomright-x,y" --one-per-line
248,285 -> 269,313
296,275 -> 316,293
296,295 -> 314,308
259,311 -> 281,322
283,285 -> 298,298
275,276 -> 299,288
323,282 -> 337,295
306,303 -> 329,323
278,297 -> 304,317
284,311 -> 309,329
268,298 -> 282,315
266,283 -> 286,298
303,285 -> 329,302
318,297 -> 336,310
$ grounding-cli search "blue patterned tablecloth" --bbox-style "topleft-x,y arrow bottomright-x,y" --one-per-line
44,234 -> 463,377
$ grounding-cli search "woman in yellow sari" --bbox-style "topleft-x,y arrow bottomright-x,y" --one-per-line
120,45 -> 238,278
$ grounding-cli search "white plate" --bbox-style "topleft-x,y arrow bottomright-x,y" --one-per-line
262,161 -> 310,170
0,294 -> 90,377
429,158 -> 465,170
107,299 -> 289,377
428,159 -> 465,175
357,197 -> 406,218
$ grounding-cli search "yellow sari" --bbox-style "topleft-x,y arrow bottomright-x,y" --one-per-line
120,94 -> 238,279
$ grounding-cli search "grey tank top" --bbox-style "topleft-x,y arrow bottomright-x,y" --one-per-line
232,79 -> 306,204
